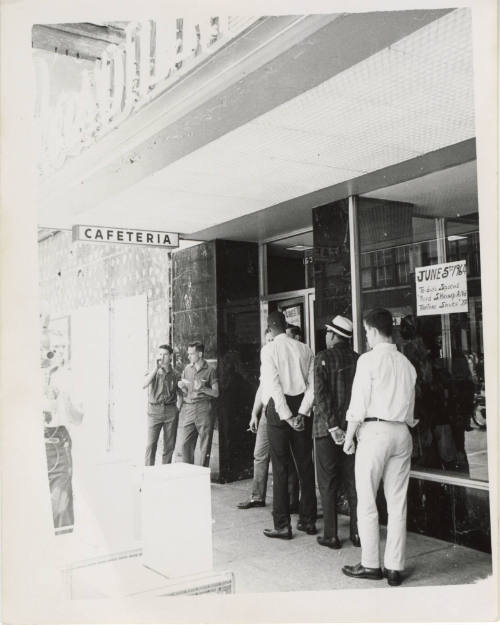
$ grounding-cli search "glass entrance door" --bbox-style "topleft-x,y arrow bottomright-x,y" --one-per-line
261,288 -> 315,352
260,230 -> 315,351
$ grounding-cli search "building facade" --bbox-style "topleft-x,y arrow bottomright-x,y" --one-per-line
35,9 -> 492,554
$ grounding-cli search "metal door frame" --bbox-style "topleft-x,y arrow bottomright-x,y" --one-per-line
260,288 -> 315,350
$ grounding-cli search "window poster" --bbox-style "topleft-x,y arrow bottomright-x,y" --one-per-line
415,260 -> 468,316
282,305 -> 302,328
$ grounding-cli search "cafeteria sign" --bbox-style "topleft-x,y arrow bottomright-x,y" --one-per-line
415,260 -> 468,316
73,225 -> 179,249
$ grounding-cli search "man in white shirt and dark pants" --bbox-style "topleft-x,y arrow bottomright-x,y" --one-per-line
261,311 -> 317,539
342,308 -> 417,586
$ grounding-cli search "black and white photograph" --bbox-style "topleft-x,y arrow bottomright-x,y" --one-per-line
1,0 -> 498,623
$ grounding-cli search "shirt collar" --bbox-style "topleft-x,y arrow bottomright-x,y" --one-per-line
189,359 -> 208,371
275,333 -> 288,341
373,342 -> 396,351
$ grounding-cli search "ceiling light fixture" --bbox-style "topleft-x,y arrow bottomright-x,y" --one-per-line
286,244 -> 313,251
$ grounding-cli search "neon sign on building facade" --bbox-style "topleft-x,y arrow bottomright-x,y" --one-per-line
34,17 -> 258,175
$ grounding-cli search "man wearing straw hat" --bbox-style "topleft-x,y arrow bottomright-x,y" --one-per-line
313,315 -> 360,550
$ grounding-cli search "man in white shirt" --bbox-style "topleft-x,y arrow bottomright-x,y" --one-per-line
237,328 -> 299,511
261,311 -> 317,539
342,308 -> 417,586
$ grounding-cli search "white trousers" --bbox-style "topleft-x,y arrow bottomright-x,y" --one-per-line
355,421 -> 412,571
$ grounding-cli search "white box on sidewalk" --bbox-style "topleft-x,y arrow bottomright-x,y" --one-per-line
141,463 -> 213,578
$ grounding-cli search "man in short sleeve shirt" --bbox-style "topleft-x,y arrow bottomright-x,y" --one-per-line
177,341 -> 219,467
143,344 -> 180,465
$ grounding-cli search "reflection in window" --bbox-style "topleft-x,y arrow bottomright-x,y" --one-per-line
357,195 -> 487,482
447,230 -> 481,277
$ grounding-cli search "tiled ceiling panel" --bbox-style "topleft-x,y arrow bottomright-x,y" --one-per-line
88,9 -> 474,235
363,160 -> 478,218
81,187 -> 264,231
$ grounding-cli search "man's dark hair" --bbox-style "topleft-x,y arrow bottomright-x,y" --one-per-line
159,344 -> 173,354
400,315 -> 416,341
268,311 -> 287,332
188,341 -> 204,353
363,308 -> 393,338
287,324 -> 302,340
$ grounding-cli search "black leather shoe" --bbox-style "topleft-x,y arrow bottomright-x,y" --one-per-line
237,499 -> 265,509
350,533 -> 361,547
317,535 -> 341,549
263,527 -> 292,539
383,568 -> 403,586
342,563 -> 383,580
297,521 -> 318,535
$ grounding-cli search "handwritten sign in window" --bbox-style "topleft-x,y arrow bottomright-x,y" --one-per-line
415,260 -> 468,316
283,306 -> 302,328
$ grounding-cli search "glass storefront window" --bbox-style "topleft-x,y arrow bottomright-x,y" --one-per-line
358,163 -> 487,482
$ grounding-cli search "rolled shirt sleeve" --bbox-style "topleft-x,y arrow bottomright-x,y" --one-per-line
298,352 -> 314,416
405,373 -> 417,427
345,355 -> 372,423
208,365 -> 218,388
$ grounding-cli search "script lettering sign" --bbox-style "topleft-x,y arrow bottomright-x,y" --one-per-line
415,260 -> 468,316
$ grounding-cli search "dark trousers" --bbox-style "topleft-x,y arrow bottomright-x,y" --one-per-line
288,460 -> 300,508
44,425 -> 74,532
267,396 -> 317,530
251,411 -> 300,506
145,405 -> 179,466
315,434 -> 358,539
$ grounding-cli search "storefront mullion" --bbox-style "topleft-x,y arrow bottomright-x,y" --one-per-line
435,217 -> 453,366
348,195 -> 363,353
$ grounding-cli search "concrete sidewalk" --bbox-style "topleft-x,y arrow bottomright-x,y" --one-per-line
211,479 -> 492,593
67,477 -> 492,599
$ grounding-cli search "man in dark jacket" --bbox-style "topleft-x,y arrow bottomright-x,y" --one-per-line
313,315 -> 359,549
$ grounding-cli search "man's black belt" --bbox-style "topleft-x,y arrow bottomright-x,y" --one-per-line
150,401 -> 176,406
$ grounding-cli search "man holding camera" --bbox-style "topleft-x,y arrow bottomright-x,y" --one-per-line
143,344 -> 180,465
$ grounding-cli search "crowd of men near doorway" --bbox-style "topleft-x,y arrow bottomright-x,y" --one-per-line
144,307 -> 417,587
